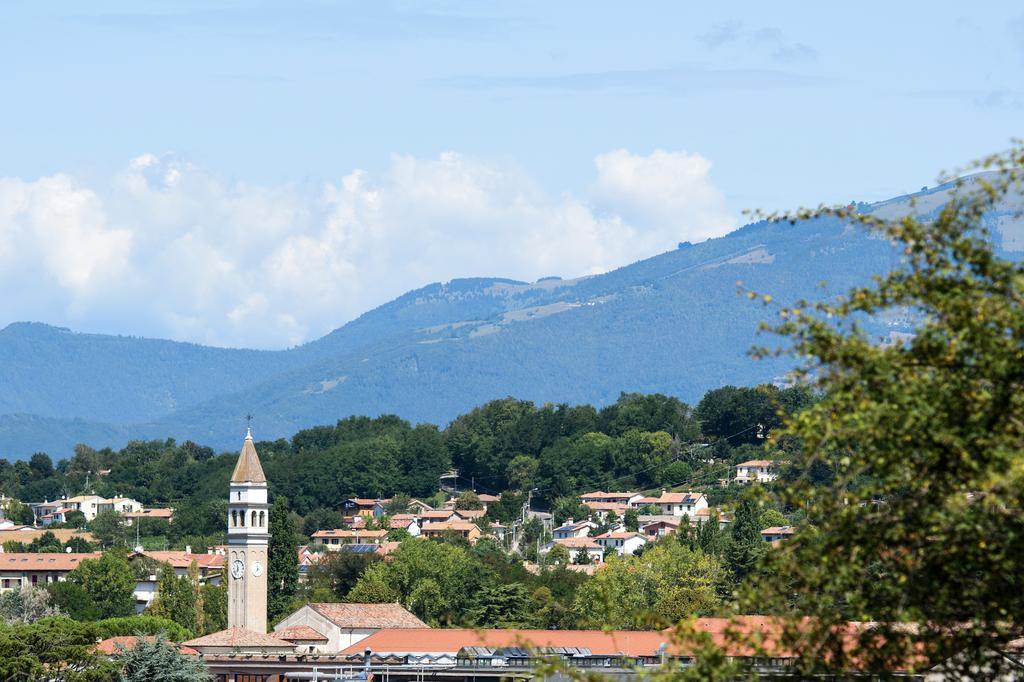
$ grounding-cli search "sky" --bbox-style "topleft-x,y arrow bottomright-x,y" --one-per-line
1,1 -> 1022,348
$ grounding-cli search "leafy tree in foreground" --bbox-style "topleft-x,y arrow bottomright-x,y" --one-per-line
744,151 -> 1024,677
96,615 -> 190,642
0,616 -> 116,680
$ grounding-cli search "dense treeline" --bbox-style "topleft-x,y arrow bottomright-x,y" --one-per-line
0,385 -> 812,545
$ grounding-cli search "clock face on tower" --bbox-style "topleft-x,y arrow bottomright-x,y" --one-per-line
231,559 -> 245,579
252,560 -> 263,577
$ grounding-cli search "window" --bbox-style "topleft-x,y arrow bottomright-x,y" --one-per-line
251,510 -> 257,526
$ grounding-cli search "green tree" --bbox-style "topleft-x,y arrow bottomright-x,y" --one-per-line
147,564 -> 197,637
725,497 -> 765,586
468,583 -> 533,627
545,543 -> 570,566
67,551 -> 135,619
453,491 -> 483,510
307,551 -> 381,601
200,583 -> 227,634
573,547 -> 591,565
506,455 -> 539,492
90,509 -> 128,548
97,615 -> 191,641
47,582 -> 101,621
623,507 -> 640,532
114,633 -> 213,682
267,496 -> 300,623
573,543 -> 723,629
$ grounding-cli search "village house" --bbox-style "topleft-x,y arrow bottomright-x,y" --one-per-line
552,519 -> 597,540
579,490 -> 643,506
98,497 -> 143,514
416,509 -> 460,523
339,498 -> 388,518
420,521 -> 481,544
593,531 -> 647,557
311,529 -> 389,548
63,494 -> 107,522
582,500 -> 628,521
388,514 -> 422,536
632,491 -> 708,517
641,518 -> 682,539
761,526 -> 797,543
735,459 -> 781,484
452,508 -> 486,522
0,552 -> 101,592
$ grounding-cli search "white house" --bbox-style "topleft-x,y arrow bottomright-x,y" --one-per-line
634,491 -> 708,517
594,531 -> 647,557
388,514 -> 421,537
63,495 -> 107,522
735,460 -> 781,484
99,497 -> 143,514
552,519 -> 597,540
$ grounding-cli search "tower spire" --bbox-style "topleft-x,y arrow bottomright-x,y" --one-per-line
231,426 -> 266,484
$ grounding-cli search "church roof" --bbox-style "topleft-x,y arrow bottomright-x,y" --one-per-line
231,429 -> 266,484
183,627 -> 292,649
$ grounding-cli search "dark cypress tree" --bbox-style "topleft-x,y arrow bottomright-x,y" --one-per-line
267,496 -> 299,624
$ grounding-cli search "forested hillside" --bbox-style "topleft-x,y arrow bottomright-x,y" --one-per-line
1,176 -> 1019,458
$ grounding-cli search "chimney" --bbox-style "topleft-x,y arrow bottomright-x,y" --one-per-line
363,648 -> 372,673
185,545 -> 192,555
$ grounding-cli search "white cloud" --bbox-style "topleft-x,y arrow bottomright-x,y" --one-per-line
0,150 -> 736,348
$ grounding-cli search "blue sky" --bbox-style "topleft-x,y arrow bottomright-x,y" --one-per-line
1,1 -> 1022,347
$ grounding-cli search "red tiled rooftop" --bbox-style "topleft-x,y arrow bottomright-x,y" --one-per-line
274,625 -> 328,642
136,551 -> 225,569
183,627 -> 293,648
0,552 -> 101,571
97,636 -> 197,656
309,603 -> 427,629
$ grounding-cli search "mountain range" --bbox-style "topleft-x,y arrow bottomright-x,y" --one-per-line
2,175 -> 1020,459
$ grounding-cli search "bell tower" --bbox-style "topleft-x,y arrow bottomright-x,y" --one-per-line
227,428 -> 269,633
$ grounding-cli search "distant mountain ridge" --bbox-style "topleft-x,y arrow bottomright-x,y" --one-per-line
2,176 -> 1020,458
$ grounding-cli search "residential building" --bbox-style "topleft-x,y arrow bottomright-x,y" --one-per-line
594,531 -> 647,557
270,602 -> 427,654
0,552 -> 101,592
452,508 -> 486,522
735,460 -> 781,484
388,514 -> 422,536
633,491 -> 708,517
579,490 -> 643,506
63,495 -> 107,521
552,519 -> 596,540
420,521 -> 481,544
406,498 -> 435,514
582,500 -> 628,520
98,497 -> 143,514
417,509 -> 460,523
641,518 -> 682,539
311,529 -> 389,548
339,498 -> 386,518
761,526 -> 797,543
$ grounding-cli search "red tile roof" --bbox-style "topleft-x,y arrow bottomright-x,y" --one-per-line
341,628 -> 670,657
96,636 -> 197,656
655,491 -> 705,504
594,531 -> 645,540
311,529 -> 388,539
274,625 -> 329,642
136,551 -> 225,569
452,509 -> 485,519
583,501 -> 628,512
123,509 -> 174,519
183,627 -> 293,649
342,618 -> 819,659
421,521 -> 479,533
0,552 -> 101,571
736,459 -> 776,468
553,537 -> 600,549
309,603 -> 427,629
579,491 -> 638,500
